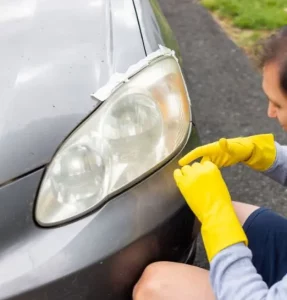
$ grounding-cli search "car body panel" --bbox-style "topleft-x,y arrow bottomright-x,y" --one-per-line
0,0 -> 145,185
133,0 -> 182,61
0,0 -> 201,299
0,126 -> 200,299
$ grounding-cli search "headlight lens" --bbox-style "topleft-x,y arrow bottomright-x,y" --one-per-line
35,54 -> 191,226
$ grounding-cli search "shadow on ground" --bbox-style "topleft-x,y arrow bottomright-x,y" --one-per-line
158,0 -> 287,269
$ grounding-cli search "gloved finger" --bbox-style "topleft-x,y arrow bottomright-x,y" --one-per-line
200,156 -> 210,164
179,143 -> 219,166
190,161 -> 203,173
173,169 -> 183,184
202,161 -> 222,177
181,165 -> 193,176
219,137 -> 244,156
202,160 -> 219,171
218,138 -> 229,152
201,156 -> 224,168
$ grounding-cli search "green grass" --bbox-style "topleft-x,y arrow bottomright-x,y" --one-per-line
201,0 -> 287,30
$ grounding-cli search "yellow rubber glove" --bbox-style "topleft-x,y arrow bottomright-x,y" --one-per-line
174,161 -> 248,261
179,134 -> 276,172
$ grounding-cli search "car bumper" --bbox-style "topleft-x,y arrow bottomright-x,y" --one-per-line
0,125 -> 200,300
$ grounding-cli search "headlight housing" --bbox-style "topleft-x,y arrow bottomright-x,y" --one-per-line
35,46 -> 191,226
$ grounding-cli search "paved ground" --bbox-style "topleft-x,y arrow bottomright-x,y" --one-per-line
158,0 -> 287,268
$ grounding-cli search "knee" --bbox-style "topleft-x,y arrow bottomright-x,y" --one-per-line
133,262 -> 167,300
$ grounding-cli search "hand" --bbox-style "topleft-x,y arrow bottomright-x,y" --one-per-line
174,162 -> 247,261
174,161 -> 231,224
179,134 -> 276,172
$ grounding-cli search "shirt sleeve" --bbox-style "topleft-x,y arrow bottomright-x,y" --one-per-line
210,243 -> 287,300
263,142 -> 287,186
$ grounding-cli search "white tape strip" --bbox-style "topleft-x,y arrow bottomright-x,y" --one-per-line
91,45 -> 177,102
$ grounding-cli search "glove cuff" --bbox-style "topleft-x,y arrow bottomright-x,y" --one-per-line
245,134 -> 276,171
201,213 -> 248,262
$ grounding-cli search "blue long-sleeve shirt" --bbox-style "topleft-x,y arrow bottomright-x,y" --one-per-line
210,142 -> 287,300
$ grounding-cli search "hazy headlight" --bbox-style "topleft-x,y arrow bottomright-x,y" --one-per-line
35,49 -> 191,226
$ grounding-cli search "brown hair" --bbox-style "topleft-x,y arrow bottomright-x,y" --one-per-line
256,26 -> 287,94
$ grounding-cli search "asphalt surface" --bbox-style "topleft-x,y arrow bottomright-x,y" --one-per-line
158,0 -> 287,268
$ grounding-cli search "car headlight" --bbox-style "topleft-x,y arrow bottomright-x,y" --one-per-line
35,46 -> 191,226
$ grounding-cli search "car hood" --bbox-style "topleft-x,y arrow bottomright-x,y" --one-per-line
0,0 -> 146,185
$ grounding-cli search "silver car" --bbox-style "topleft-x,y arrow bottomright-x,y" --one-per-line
0,0 -> 200,299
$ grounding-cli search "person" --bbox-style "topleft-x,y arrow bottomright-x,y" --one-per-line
133,26 -> 287,300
